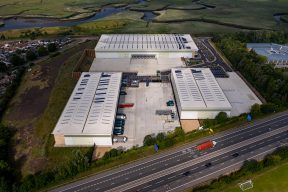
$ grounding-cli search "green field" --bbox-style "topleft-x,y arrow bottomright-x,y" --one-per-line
0,0 -> 288,35
220,162 -> 288,192
0,0 -> 134,18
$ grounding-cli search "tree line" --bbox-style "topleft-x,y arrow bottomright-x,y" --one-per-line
213,31 -> 288,107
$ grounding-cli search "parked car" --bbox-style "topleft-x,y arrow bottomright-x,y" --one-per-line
115,122 -> 125,127
116,115 -> 126,120
166,100 -> 174,106
113,128 -> 124,135
120,91 -> 127,95
113,136 -> 128,143
171,112 -> 175,119
117,112 -> 126,117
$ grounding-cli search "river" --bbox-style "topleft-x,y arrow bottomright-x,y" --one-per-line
0,0 -> 158,31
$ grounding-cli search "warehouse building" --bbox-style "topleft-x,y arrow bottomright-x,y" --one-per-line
171,68 -> 232,119
52,72 -> 122,147
247,43 -> 288,68
90,34 -> 198,75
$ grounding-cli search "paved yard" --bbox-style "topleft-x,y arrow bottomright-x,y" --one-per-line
113,83 -> 180,150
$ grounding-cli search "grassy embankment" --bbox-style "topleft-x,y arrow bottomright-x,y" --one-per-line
2,40 -> 96,176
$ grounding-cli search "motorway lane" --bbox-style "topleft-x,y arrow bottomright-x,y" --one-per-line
55,112 -> 288,192
108,125 -> 288,192
129,131 -> 288,192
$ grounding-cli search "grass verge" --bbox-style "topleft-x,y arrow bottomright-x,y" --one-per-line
223,162 -> 288,192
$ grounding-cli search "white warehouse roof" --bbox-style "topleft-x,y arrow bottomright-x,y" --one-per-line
171,68 -> 232,111
95,34 -> 198,52
52,72 -> 122,136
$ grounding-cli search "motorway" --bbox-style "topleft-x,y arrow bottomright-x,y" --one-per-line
53,112 -> 288,192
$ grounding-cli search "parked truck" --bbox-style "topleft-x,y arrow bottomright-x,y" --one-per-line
118,103 -> 134,108
196,140 -> 216,151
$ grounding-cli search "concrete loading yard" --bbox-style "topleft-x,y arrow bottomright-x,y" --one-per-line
114,82 -> 180,149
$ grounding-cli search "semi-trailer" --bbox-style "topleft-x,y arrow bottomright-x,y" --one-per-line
118,103 -> 134,108
196,140 -> 216,151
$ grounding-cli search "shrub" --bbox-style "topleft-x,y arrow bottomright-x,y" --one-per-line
37,46 -> 49,57
9,54 -> 25,66
156,132 -> 166,142
26,50 -> 37,61
215,112 -> 228,124
0,62 -> 7,72
143,135 -> 156,146
47,43 -> 57,52
260,103 -> 277,114
250,103 -> 262,117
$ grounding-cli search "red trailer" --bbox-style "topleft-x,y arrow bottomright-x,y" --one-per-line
196,140 -> 216,151
118,103 -> 134,108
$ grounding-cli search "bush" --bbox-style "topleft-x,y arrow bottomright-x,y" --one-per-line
102,148 -> 123,160
0,62 -> 8,72
47,43 -> 57,52
250,103 -> 262,117
215,112 -> 228,124
156,132 -> 166,142
143,135 -> 156,146
37,46 -> 49,57
9,54 -> 25,66
260,103 -> 277,114
26,50 -> 37,61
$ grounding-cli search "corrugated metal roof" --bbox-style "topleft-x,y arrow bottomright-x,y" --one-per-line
52,72 -> 122,136
172,68 -> 232,111
95,34 -> 198,52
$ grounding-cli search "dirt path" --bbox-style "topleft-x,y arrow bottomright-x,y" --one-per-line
3,40 -> 93,175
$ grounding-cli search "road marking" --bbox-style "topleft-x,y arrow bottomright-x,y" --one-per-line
156,180 -> 164,184
166,146 -> 282,192
56,114 -> 288,192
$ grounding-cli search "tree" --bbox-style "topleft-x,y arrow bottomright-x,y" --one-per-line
37,46 -> 49,57
156,132 -> 166,142
26,50 -> 37,61
250,103 -> 261,117
0,62 -> 7,72
215,112 -> 228,124
143,135 -> 156,146
47,43 -> 57,52
9,54 -> 24,66
0,34 -> 5,40
260,103 -> 277,114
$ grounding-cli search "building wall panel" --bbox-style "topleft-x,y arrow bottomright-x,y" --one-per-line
64,136 -> 112,146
